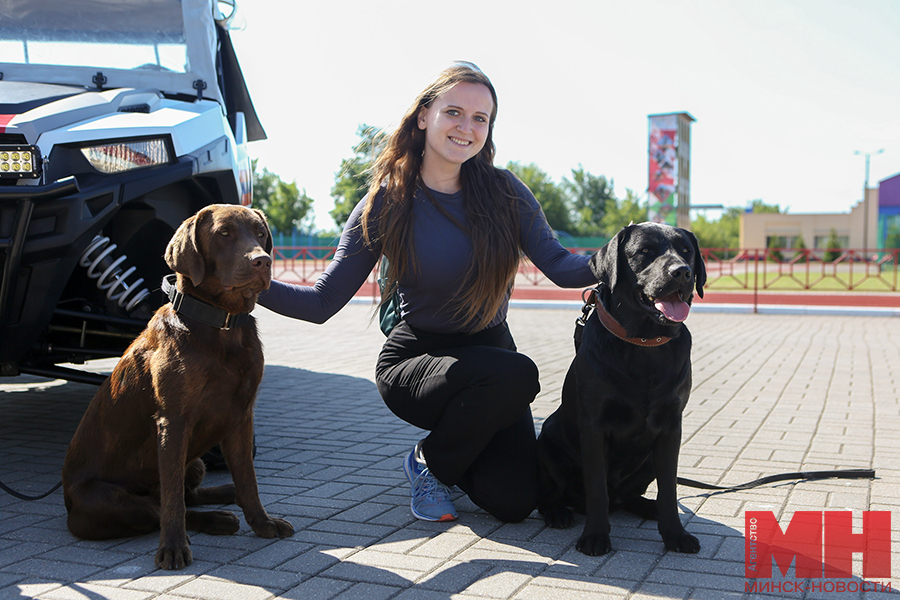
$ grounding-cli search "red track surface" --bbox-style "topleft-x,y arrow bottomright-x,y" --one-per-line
507,285 -> 900,307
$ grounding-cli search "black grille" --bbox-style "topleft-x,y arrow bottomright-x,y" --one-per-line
118,105 -> 151,114
0,134 -> 28,144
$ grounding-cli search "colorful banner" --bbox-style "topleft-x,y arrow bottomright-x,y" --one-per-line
648,114 -> 678,226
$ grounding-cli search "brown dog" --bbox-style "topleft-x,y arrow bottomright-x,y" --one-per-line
62,204 -> 293,570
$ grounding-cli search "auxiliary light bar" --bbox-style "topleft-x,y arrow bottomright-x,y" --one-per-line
0,145 -> 41,179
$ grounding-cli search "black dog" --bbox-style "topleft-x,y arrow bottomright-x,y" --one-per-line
536,222 -> 707,556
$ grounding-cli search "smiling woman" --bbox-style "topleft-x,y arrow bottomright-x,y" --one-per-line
417,81 -> 494,193
257,61 -> 597,527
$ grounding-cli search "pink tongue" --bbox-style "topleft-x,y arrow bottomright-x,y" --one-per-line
654,293 -> 690,322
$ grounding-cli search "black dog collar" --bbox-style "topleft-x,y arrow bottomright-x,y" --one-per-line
161,274 -> 251,331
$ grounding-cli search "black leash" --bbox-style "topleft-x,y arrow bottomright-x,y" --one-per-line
677,469 -> 876,493
0,478 -> 62,501
0,471 -> 877,501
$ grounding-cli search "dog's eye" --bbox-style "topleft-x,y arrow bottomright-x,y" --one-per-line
257,231 -> 265,239
641,248 -> 650,254
219,231 -> 230,237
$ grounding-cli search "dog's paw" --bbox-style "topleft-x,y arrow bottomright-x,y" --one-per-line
619,496 -> 659,521
540,505 -> 575,529
576,531 -> 612,556
155,538 -> 192,570
249,516 -> 294,539
662,530 -> 701,553
204,511 -> 241,535
272,517 -> 294,538
189,483 -> 237,506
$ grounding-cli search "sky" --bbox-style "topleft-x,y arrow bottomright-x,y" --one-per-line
227,0 -> 900,232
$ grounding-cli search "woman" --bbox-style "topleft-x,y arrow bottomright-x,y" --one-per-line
259,62 -> 595,523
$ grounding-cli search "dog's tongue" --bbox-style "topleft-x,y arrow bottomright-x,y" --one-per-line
654,292 -> 690,322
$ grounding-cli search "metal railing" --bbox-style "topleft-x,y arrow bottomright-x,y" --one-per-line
272,247 -> 337,283
272,246 -> 380,298
274,246 -> 900,311
700,248 -> 900,293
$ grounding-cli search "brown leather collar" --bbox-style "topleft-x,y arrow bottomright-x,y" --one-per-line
585,288 -> 672,347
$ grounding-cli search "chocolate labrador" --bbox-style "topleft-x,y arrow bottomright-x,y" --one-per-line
62,204 -> 293,570
537,222 -> 706,556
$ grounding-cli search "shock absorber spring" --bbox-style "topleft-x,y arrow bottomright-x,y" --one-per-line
78,235 -> 151,311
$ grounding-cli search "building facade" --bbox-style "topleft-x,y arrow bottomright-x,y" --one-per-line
740,173 -> 899,251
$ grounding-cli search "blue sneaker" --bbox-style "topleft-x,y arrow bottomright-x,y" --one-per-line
403,448 -> 425,484
409,468 -> 457,522
403,448 -> 456,522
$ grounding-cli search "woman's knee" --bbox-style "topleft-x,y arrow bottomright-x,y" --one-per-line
477,486 -> 538,523
496,352 -> 540,402
476,350 -> 541,396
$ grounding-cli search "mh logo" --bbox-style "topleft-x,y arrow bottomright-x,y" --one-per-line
745,511 -> 891,579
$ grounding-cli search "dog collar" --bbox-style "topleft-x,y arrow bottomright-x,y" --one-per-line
161,274 -> 251,331
582,287 -> 672,347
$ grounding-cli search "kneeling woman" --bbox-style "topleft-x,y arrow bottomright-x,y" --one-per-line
260,61 -> 594,523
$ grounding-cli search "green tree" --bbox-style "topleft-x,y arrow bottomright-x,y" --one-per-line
767,235 -> 784,262
601,189 -> 646,238
562,165 -> 615,236
330,124 -> 383,228
824,228 -> 843,262
691,214 -> 725,249
506,161 -> 572,233
690,200 -> 781,251
691,207 -> 742,249
252,158 -> 278,211
252,159 -> 313,234
885,219 -> 900,249
748,199 -> 783,214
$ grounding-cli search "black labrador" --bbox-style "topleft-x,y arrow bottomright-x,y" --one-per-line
536,222 -> 707,556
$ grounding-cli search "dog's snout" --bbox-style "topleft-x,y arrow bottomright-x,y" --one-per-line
670,264 -> 692,281
250,252 -> 272,271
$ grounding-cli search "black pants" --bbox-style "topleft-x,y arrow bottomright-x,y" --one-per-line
376,320 -> 540,523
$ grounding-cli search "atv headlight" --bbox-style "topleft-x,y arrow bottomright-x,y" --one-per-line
80,138 -> 171,174
0,145 -> 42,179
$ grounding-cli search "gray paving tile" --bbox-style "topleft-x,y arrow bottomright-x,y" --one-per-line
1,306 -> 898,599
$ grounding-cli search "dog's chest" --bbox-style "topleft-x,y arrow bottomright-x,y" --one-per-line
201,343 -> 263,399
577,337 -> 690,439
163,320 -> 264,404
591,386 -> 684,441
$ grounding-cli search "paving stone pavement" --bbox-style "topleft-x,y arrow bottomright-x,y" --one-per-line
0,303 -> 898,599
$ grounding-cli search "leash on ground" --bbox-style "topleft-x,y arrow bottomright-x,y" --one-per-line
677,469 -> 876,493
0,471 -> 877,502
0,478 -> 62,501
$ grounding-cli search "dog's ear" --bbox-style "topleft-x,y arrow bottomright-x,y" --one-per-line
165,210 -> 208,287
252,208 -> 273,254
590,224 -> 631,292
683,228 -> 707,299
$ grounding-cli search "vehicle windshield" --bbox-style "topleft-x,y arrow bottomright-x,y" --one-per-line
0,0 -> 188,73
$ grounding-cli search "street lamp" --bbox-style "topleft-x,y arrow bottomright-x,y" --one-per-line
855,149 -> 884,250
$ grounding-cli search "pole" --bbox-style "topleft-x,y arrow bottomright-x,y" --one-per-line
855,149 -> 884,251
753,249 -> 759,314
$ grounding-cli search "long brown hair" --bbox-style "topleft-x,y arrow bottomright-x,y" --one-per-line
361,61 -> 521,332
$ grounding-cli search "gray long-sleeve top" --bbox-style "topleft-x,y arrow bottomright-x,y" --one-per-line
259,171 -> 596,333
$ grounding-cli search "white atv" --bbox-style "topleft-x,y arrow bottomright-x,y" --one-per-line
0,0 -> 264,383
